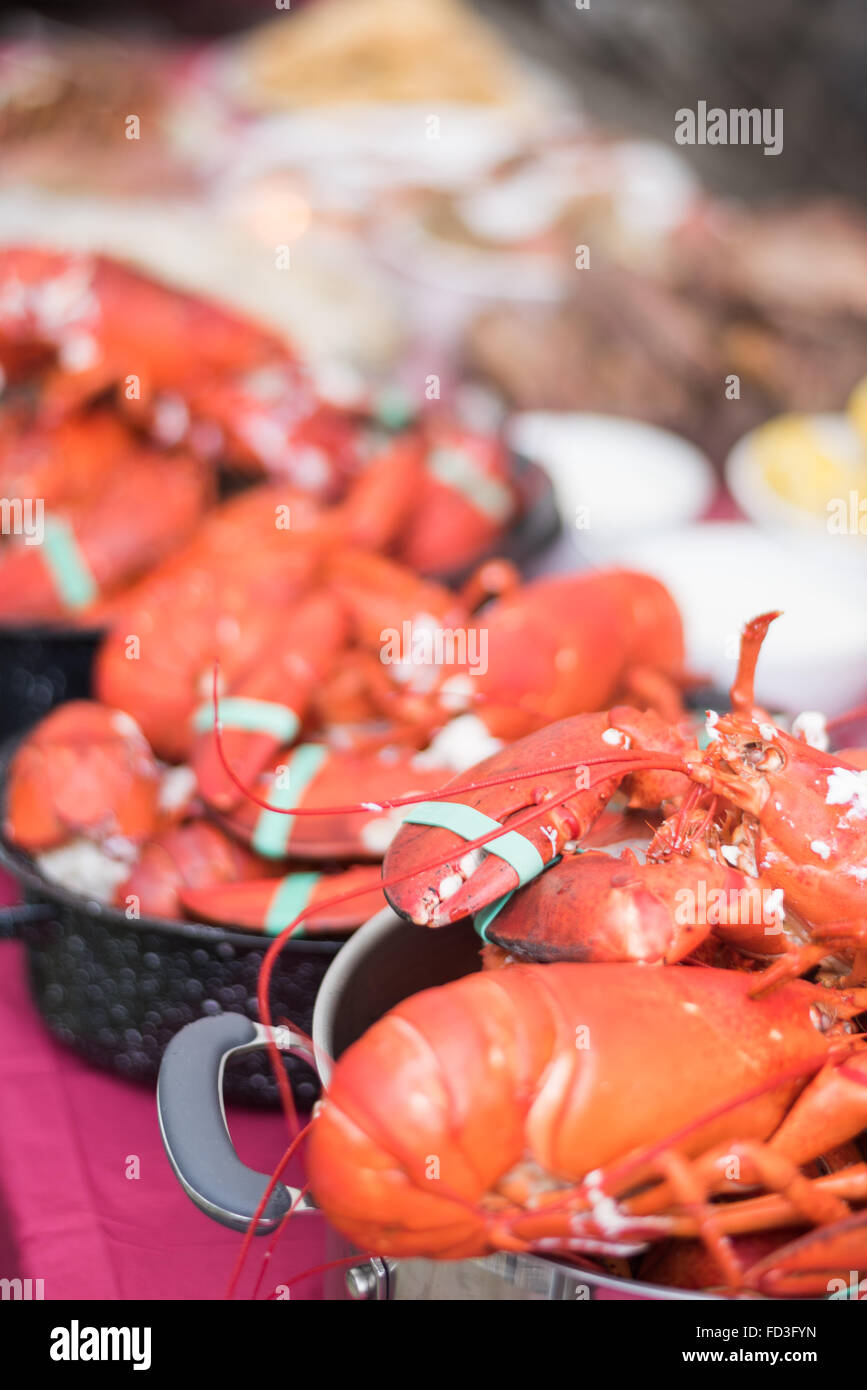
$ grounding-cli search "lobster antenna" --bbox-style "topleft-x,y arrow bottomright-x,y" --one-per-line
225,1122 -> 311,1301
729,611 -> 781,716
250,1183 -> 312,1301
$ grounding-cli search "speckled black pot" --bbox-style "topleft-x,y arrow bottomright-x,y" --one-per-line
0,623 -> 103,742
0,744 -> 341,1106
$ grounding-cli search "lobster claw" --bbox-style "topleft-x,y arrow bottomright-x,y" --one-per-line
4,700 -> 162,852
190,592 -> 349,812
383,714 -> 622,926
180,864 -> 386,934
215,744 -> 454,861
476,849 -> 718,965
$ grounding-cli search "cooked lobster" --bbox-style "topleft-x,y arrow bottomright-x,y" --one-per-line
307,961 -> 867,1293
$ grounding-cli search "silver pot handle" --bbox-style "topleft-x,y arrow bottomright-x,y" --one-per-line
157,1013 -> 317,1234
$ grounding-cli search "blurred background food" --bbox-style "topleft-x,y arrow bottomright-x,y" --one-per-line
237,0 -> 528,109
0,0 -> 865,737
3,0 -> 867,1305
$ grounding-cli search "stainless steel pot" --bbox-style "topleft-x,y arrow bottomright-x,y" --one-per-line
157,909 -> 722,1300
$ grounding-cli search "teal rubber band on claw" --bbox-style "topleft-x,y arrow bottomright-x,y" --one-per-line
192,697 -> 300,743
40,516 -> 98,611
264,872 -> 320,935
252,744 -> 329,859
474,891 -> 517,944
474,855 -> 562,943
402,800 -> 545,886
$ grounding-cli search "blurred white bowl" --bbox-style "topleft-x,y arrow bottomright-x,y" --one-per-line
601,522 -> 867,716
726,412 -> 867,576
507,413 -> 715,558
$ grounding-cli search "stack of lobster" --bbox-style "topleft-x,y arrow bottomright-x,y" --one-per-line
0,246 -> 521,624
224,604 -> 867,1300
4,562 -> 687,944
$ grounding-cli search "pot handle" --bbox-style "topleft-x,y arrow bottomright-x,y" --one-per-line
158,1012 -> 317,1234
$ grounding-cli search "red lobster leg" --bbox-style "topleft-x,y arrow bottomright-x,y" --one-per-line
639,1135 -> 866,1290
639,1230 -> 799,1292
766,1053 -> 867,1168
180,863 -> 385,933
746,1212 -> 867,1298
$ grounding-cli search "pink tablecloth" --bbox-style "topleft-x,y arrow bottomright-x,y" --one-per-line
0,933 -> 326,1301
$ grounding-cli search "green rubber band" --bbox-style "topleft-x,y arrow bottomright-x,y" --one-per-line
192,697 -> 300,743
252,743 -> 329,859
474,890 -> 517,943
473,855 -> 561,943
40,516 -> 98,610
264,872 -> 320,935
375,386 -> 415,430
427,447 -> 513,523
402,800 -> 545,886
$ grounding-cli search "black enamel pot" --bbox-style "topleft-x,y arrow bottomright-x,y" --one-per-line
0,622 -> 104,742
0,740 -> 340,1106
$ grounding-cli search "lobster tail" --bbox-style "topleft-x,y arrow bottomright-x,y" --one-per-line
308,969 -> 551,1257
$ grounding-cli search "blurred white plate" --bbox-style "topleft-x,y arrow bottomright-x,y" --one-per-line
507,413 -> 716,556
